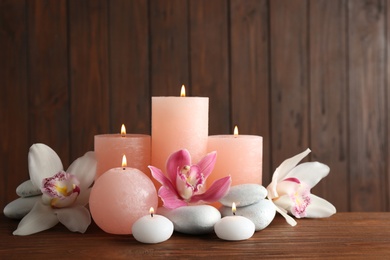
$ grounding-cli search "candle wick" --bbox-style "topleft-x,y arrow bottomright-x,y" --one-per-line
123,167 -> 125,170
151,213 -> 154,217
233,212 -> 236,216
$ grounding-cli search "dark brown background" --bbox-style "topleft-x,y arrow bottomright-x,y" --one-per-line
1,0 -> 389,212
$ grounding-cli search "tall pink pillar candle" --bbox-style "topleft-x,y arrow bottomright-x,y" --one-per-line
207,129 -> 263,187
151,93 -> 208,174
94,125 -> 151,180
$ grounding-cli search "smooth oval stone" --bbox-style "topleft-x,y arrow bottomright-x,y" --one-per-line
220,199 -> 276,231
219,184 -> 267,207
158,205 -> 221,235
3,196 -> 41,219
16,180 -> 42,197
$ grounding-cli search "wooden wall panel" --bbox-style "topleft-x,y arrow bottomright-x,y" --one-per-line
230,0 -> 271,184
270,0 -> 309,167
387,0 -> 390,211
27,0 -> 69,165
150,0 -> 189,96
189,0 -> 230,135
310,0 -> 349,211
69,0 -> 109,161
109,0 -> 150,134
2,0 -> 390,212
0,0 -> 29,206
348,0 -> 387,211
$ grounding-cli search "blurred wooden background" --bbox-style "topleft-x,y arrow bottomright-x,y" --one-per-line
1,0 -> 389,212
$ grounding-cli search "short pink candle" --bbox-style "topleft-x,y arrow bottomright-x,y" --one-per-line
151,86 -> 208,173
94,124 -> 151,180
207,126 -> 263,187
89,156 -> 157,235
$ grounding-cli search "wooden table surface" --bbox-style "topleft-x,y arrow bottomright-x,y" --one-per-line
1,212 -> 389,259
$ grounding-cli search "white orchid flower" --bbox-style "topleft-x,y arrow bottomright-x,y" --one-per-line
267,148 -> 336,226
5,143 -> 96,235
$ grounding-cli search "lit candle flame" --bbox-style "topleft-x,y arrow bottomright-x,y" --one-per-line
233,125 -> 239,137
180,85 -> 186,97
121,124 -> 126,137
232,202 -> 236,216
150,207 -> 155,217
122,155 -> 127,169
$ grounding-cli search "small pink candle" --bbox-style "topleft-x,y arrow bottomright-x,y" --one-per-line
151,86 -> 208,173
94,124 -> 151,180
89,155 -> 158,235
207,126 -> 263,187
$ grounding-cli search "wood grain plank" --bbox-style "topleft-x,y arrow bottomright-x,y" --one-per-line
109,0 -> 150,134
348,0 -> 387,211
0,0 -> 29,208
387,0 -> 390,212
2,213 -> 390,257
189,0 -> 230,135
269,0 -> 309,168
230,0 -> 270,184
310,0 -> 349,211
69,0 -> 110,160
150,0 -> 189,96
27,0 -> 69,165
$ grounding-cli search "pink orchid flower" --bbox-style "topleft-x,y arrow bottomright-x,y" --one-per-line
267,148 -> 336,226
149,149 -> 231,209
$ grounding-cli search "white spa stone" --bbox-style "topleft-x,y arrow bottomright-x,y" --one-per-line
3,196 -> 41,219
219,184 -> 267,207
16,180 -> 42,197
220,199 -> 276,231
158,205 -> 221,235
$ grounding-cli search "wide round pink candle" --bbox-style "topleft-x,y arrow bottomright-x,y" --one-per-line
89,163 -> 158,235
151,90 -> 208,173
94,125 -> 150,180
207,128 -> 263,187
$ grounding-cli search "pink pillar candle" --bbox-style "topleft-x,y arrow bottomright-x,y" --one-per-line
94,126 -> 150,180
151,93 -> 208,173
89,165 -> 158,235
207,128 -> 263,187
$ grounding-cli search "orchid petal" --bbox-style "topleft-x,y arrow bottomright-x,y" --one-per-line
285,162 -> 330,189
267,168 -> 281,199
158,186 -> 187,209
273,194 -> 294,212
275,148 -> 311,182
149,166 -> 178,196
54,206 -> 91,233
305,194 -> 336,218
276,179 -> 301,197
13,201 -> 58,236
196,151 -> 217,178
75,187 -> 91,206
66,151 -> 96,191
28,143 -> 64,188
166,149 -> 191,183
273,203 -> 297,226
190,176 -> 231,203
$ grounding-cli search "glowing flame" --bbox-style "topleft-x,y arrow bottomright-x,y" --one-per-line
232,202 -> 237,215
121,124 -> 126,137
180,85 -> 186,97
122,155 -> 127,168
150,207 -> 155,217
234,125 -> 239,137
